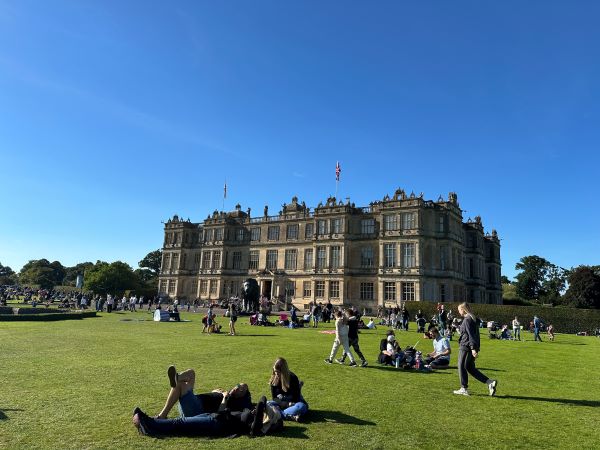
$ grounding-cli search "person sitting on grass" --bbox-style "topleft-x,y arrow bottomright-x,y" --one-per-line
424,327 -> 451,369
268,357 -> 309,422
155,366 -> 252,419
366,317 -> 376,329
133,395 -> 284,438
385,334 -> 404,368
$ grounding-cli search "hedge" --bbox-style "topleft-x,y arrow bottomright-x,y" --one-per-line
0,311 -> 97,322
383,302 -> 600,335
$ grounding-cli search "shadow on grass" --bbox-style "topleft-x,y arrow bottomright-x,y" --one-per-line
277,425 -> 309,439
367,365 -> 445,375
498,395 -> 600,407
0,408 -> 24,420
301,409 -> 376,426
544,342 -> 587,346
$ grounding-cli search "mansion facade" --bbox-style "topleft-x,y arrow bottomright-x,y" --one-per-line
158,190 -> 502,309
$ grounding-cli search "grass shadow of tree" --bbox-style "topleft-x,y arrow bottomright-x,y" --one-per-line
498,395 -> 600,407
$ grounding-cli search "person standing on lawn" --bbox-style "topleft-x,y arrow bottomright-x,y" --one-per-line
533,315 -> 543,342
453,302 -> 497,397
325,310 -> 356,367
338,308 -> 368,367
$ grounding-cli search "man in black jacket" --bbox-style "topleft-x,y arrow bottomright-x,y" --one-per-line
338,308 -> 368,367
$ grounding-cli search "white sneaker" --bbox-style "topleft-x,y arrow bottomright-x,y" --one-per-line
488,380 -> 497,397
453,387 -> 470,396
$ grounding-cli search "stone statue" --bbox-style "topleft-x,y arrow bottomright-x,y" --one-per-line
241,278 -> 260,313
264,205 -> 269,217
247,207 -> 251,217
475,215 -> 482,225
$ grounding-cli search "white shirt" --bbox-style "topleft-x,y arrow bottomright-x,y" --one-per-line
432,336 -> 450,361
367,320 -> 375,329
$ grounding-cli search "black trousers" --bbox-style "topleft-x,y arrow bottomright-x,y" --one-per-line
342,337 -> 366,362
458,348 -> 489,389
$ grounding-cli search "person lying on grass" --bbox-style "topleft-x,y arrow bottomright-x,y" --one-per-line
133,395 -> 284,438
154,366 -> 252,419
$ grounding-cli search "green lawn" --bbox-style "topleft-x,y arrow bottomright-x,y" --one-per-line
1,309 -> 599,449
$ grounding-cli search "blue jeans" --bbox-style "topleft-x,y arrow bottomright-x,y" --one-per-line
534,328 -> 542,341
178,390 -> 205,417
141,413 -> 225,437
268,399 -> 309,419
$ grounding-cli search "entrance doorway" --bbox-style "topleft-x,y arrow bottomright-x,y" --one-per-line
261,280 -> 272,300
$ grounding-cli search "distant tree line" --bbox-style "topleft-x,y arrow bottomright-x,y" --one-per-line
504,255 -> 600,309
0,249 -> 162,296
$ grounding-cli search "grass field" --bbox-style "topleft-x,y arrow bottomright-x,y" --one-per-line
1,308 -> 599,449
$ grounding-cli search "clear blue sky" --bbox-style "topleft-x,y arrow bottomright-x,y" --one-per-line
1,1 -> 599,279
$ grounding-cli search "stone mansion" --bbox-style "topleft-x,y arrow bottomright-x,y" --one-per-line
158,190 -> 502,309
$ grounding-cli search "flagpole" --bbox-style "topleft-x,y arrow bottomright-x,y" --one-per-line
223,178 -> 226,211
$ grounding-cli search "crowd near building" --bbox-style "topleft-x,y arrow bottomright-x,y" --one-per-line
158,190 -> 502,310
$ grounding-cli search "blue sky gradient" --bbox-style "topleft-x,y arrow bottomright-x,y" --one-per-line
1,1 -> 598,278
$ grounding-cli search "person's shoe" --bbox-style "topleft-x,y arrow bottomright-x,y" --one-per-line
349,361 -> 358,367
291,414 -> 301,422
167,365 -> 178,388
488,379 -> 498,397
453,387 -> 470,396
360,360 -> 368,367
335,358 -> 345,365
324,358 -> 333,364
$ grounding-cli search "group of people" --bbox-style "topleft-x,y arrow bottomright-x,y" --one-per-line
132,357 -> 307,439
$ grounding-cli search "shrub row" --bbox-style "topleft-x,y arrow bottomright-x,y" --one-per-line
0,311 -> 97,322
386,302 -> 600,334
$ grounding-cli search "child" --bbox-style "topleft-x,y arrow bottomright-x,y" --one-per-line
547,324 -> 555,341
324,310 -> 357,367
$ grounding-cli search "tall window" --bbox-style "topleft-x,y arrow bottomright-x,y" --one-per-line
266,250 -> 278,270
438,215 -> 445,232
303,281 -> 312,297
251,227 -> 261,241
236,229 -> 245,241
204,229 -> 213,242
401,213 -> 415,230
384,243 -> 396,268
232,251 -> 242,270
440,246 -> 447,270
316,246 -> 327,269
181,253 -> 187,269
384,215 -> 397,231
285,280 -> 295,297
286,224 -> 299,240
193,253 -> 201,270
361,218 -> 375,234
168,280 -> 176,295
317,219 -> 327,235
249,250 -> 259,270
200,280 -> 208,295
329,281 -> 340,298
202,252 -> 211,269
361,247 -> 374,268
172,254 -> 179,270
304,249 -> 313,270
401,282 -> 415,301
305,223 -> 314,239
331,246 -> 341,269
163,253 -> 171,271
384,282 -> 396,302
284,249 -> 297,270
267,226 -> 280,241
211,251 -> 221,269
189,279 -> 197,295
401,243 -> 416,268
469,258 -> 474,277
215,228 -> 223,241
440,283 -> 446,302
331,218 -> 342,234
209,280 -> 217,295
360,282 -> 374,300
315,281 -> 325,297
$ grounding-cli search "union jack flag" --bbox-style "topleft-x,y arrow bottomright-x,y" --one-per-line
335,161 -> 341,181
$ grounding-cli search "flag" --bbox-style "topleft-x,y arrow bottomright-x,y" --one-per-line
224,181 -> 227,199
335,161 -> 341,181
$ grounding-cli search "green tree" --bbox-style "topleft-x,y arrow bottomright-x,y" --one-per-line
19,259 -> 66,289
63,262 -> 95,286
500,275 -> 511,284
84,261 -> 141,295
514,255 -> 566,304
0,262 -> 17,285
562,266 -> 600,309
138,250 -> 162,277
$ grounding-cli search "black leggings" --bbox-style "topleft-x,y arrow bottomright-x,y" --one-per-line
458,348 -> 489,389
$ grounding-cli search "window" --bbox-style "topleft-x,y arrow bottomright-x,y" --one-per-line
469,258 -> 474,277
267,226 -> 280,241
303,281 -> 312,297
401,282 -> 415,301
440,283 -> 446,302
317,219 -> 327,235
304,249 -> 313,270
200,280 -> 208,295
232,251 -> 242,270
316,246 -> 327,269
361,218 -> 375,234
438,215 -> 445,233
361,247 -> 374,268
266,250 -> 278,270
202,252 -> 211,269
181,253 -> 187,269
329,281 -> 340,298
401,243 -> 416,268
211,251 -> 221,269
204,229 -> 213,242
285,280 -> 295,297
236,229 -> 245,241
158,280 -> 166,293
209,280 -> 217,295
251,227 -> 261,241
249,250 -> 259,270
285,249 -> 297,270
286,224 -> 299,240
331,218 -> 343,234
401,213 -> 415,230
488,266 -> 493,283
360,282 -> 374,300
163,253 -> 171,271
384,282 -> 396,302
384,215 -> 397,231
467,233 -> 476,248
168,280 -> 176,295
384,243 -> 396,268
193,253 -> 201,270
331,246 -> 341,269
172,254 -> 179,270
315,281 -> 325,297
305,223 -> 314,239
215,228 -> 223,241
440,246 -> 447,270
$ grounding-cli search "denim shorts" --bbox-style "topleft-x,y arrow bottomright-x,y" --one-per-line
178,390 -> 204,417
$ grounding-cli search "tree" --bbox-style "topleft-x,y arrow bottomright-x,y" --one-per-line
138,250 -> 162,277
63,262 -> 95,286
19,259 -> 66,289
500,275 -> 511,284
514,255 -> 567,304
0,262 -> 17,285
562,266 -> 600,309
84,261 -> 141,295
